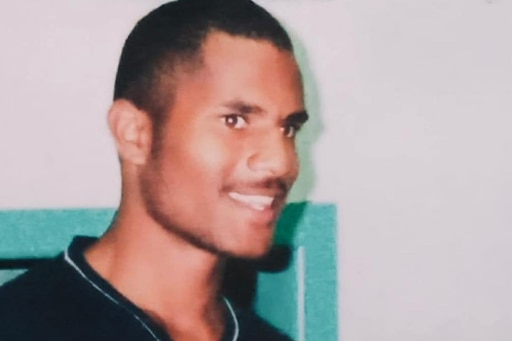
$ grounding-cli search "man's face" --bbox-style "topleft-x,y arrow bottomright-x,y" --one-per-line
140,32 -> 306,259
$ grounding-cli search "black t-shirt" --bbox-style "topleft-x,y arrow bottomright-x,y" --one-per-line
0,237 -> 292,341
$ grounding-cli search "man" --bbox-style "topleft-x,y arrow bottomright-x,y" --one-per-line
0,0 -> 308,340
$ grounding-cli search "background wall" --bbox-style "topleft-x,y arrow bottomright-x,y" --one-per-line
1,1 -> 512,340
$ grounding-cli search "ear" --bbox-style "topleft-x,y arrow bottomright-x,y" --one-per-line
108,99 -> 153,165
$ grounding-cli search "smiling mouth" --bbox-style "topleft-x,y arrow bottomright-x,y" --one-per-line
228,192 -> 275,211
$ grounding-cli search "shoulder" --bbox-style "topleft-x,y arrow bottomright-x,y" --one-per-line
0,257 -> 74,309
0,255 -> 158,341
0,257 -> 97,340
0,237 -> 100,326
0,258 -> 67,307
0,259 -> 62,338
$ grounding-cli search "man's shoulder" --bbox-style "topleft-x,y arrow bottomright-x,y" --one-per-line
0,258 -> 66,305
0,252 -> 162,341
0,258 -> 74,339
0,256 -> 130,341
0,237 -> 98,317
0,258 -> 78,315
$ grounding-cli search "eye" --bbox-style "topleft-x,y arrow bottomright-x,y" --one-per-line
281,123 -> 301,138
223,114 -> 248,129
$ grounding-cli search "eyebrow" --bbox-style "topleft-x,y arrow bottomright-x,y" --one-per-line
222,99 -> 309,124
285,110 -> 309,126
222,100 -> 263,115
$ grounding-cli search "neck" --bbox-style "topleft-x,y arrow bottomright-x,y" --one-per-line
85,201 -> 227,339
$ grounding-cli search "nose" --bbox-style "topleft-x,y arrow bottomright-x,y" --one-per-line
247,132 -> 298,179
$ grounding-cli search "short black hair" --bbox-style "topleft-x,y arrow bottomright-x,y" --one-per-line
113,0 -> 294,131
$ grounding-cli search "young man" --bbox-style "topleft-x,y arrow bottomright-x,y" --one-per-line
0,0 -> 308,340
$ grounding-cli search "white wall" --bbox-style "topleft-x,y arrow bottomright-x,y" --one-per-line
1,1 -> 512,340
333,2 -> 512,340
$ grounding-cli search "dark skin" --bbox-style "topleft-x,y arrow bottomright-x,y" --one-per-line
86,32 -> 306,341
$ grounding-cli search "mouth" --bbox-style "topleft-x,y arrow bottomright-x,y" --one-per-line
228,192 -> 275,212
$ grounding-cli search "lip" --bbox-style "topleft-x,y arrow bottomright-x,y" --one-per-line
228,192 -> 274,211
227,191 -> 285,223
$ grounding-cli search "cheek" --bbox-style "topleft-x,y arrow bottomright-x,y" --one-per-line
177,130 -> 241,188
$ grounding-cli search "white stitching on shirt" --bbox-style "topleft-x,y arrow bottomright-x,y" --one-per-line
223,297 -> 239,341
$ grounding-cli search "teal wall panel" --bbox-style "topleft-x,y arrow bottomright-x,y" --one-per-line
0,203 -> 338,340
257,203 -> 338,341
0,208 -> 114,259
256,254 -> 300,339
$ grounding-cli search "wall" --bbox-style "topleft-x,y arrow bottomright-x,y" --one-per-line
333,2 -> 512,340
1,1 -> 512,340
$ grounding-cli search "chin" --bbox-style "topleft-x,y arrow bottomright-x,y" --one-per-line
224,242 -> 274,260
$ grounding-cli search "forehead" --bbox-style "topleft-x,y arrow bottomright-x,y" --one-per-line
200,31 -> 299,74
171,31 -> 304,112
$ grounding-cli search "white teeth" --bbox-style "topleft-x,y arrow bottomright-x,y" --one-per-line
228,192 -> 274,211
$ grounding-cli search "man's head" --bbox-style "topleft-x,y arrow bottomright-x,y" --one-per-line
109,0 -> 307,259
113,0 -> 294,138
